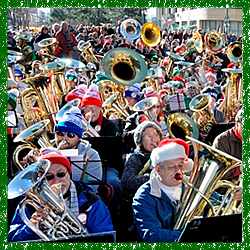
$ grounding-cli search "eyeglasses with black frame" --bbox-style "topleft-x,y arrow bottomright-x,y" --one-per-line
45,171 -> 67,181
55,131 -> 76,138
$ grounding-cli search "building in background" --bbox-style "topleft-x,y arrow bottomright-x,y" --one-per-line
147,8 -> 242,37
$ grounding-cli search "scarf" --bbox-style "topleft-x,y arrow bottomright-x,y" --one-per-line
89,113 -> 103,135
234,125 -> 242,141
60,28 -> 71,53
65,180 -> 79,216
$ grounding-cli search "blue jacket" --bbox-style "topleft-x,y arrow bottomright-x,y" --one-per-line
8,181 -> 114,242
132,170 -> 183,242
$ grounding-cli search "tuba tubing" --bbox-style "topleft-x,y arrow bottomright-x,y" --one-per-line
173,136 -> 242,231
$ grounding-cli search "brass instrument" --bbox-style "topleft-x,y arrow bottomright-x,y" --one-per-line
38,38 -> 58,64
189,93 -> 217,134
141,22 -> 161,47
102,47 -> 147,86
133,97 -> 159,124
221,68 -> 242,122
174,136 -> 242,231
165,51 -> 184,78
120,18 -> 142,40
8,160 -> 89,240
78,41 -> 99,65
20,73 -> 64,133
55,58 -> 86,71
102,92 -> 129,120
56,100 -> 100,137
13,119 -> 53,171
145,67 -> 162,91
204,30 -> 225,53
227,41 -> 242,64
167,112 -> 199,142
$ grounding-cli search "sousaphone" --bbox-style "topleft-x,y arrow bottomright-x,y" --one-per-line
102,47 -> 147,86
141,22 -> 161,47
205,30 -> 225,53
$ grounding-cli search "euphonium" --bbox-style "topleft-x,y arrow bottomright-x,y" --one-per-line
12,119 -> 54,171
221,68 -> 242,122
173,136 -> 242,231
165,51 -> 184,78
141,22 -> 161,47
8,160 -> 89,241
189,93 -> 217,134
102,92 -> 129,120
38,38 -> 58,64
78,41 -> 99,65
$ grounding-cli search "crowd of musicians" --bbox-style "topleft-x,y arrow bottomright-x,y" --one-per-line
7,18 -> 243,243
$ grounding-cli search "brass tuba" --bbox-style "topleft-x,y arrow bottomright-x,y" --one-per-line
204,30 -> 225,53
38,38 -> 58,64
189,93 -> 217,134
227,41 -> 242,64
78,41 -> 99,65
221,68 -> 242,122
120,18 -> 142,40
141,22 -> 161,47
8,160 -> 89,241
173,136 -> 242,231
102,47 -> 147,86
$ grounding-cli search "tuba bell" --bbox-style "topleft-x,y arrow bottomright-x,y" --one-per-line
167,112 -> 199,142
174,136 -> 242,231
38,38 -> 58,64
140,22 -> 161,47
102,47 -> 147,86
204,30 -> 225,53
226,41 -> 242,64
12,119 -> 53,171
120,18 -> 142,40
8,160 -> 89,241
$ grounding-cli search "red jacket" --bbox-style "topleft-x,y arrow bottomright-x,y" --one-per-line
55,31 -> 77,55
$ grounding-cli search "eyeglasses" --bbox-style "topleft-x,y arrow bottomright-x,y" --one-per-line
45,172 -> 67,181
153,105 -> 161,109
55,131 -> 76,138
83,107 -> 100,112
143,133 -> 159,140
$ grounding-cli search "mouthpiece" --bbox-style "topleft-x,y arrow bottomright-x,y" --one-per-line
152,142 -> 157,148
57,140 -> 67,149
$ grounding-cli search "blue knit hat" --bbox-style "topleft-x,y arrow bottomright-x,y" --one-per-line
14,66 -> 24,78
55,107 -> 83,138
124,82 -> 141,101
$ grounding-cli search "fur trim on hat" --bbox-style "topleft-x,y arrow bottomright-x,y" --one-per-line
205,68 -> 216,80
81,83 -> 102,108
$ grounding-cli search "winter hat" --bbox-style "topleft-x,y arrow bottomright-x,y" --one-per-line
144,87 -> 160,99
8,89 -> 18,110
14,65 -> 24,78
172,67 -> 180,77
87,62 -> 97,71
235,108 -> 242,123
205,68 -> 217,80
38,152 -> 72,174
172,75 -> 186,88
133,121 -> 162,147
151,138 -> 193,172
94,72 -> 110,83
202,88 -> 218,101
81,83 -> 102,108
227,62 -> 236,68
55,106 -> 84,138
175,45 -> 184,53
124,82 -> 141,101
65,70 -> 78,85
65,84 -> 87,102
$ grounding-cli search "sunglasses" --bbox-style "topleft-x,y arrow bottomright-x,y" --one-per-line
45,172 -> 67,181
66,76 -> 78,83
55,131 -> 76,138
153,105 -> 161,108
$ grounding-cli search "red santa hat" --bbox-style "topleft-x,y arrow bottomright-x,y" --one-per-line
227,62 -> 236,68
65,84 -> 87,102
144,87 -> 159,98
162,57 -> 169,66
205,68 -> 217,80
175,45 -> 184,53
172,75 -> 186,88
150,138 -> 193,172
81,83 -> 102,108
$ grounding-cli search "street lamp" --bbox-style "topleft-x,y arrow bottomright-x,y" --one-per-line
224,8 -> 230,35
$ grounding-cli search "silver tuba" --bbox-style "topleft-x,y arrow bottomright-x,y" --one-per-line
8,160 -> 89,241
120,18 -> 142,41
173,136 -> 242,231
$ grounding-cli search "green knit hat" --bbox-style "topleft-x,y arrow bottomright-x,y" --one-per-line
8,91 -> 17,110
